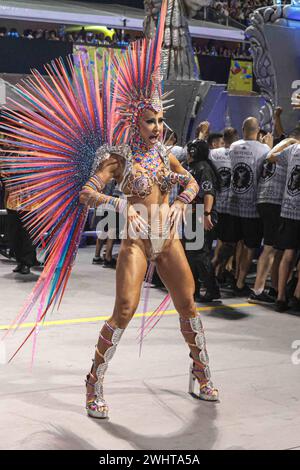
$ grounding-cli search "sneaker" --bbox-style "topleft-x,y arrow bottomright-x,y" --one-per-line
1,248 -> 14,259
267,287 -> 278,300
196,289 -> 221,303
275,300 -> 289,313
223,271 -> 236,290
13,264 -> 23,273
248,291 -> 275,305
234,284 -> 252,297
92,257 -> 104,265
289,296 -> 300,312
216,273 -> 226,286
286,276 -> 298,301
103,258 -> 117,268
225,270 -> 236,283
20,265 -> 30,275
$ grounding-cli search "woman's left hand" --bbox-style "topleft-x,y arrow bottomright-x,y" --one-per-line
169,200 -> 186,231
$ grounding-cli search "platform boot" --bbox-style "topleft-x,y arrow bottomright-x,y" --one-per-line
180,315 -> 219,401
85,321 -> 124,418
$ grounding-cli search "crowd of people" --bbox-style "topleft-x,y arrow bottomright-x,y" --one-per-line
180,108 -> 300,314
192,39 -> 252,58
0,26 -> 140,47
212,1 -> 290,25
0,1 -> 292,47
0,24 -> 252,59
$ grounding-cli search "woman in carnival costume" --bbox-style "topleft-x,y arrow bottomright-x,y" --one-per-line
0,1 -> 218,420
80,1 -> 219,419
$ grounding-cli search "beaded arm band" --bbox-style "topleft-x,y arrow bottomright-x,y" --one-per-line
174,172 -> 199,205
82,174 -> 127,214
95,193 -> 127,214
80,188 -> 127,214
82,174 -> 106,193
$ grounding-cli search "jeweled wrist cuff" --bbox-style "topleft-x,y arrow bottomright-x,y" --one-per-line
95,194 -> 127,214
176,187 -> 198,205
83,175 -> 106,193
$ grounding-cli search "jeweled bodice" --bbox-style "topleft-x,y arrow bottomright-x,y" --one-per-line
118,142 -> 166,197
118,141 -> 188,199
117,142 -> 191,199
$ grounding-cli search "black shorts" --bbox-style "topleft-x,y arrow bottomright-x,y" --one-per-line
216,213 -> 232,240
275,218 -> 300,250
257,203 -> 281,247
219,214 -> 263,249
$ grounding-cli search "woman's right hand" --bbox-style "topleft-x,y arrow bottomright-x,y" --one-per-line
79,188 -> 98,206
127,205 -> 149,237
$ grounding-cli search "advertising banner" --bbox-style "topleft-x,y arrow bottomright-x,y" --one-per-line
228,60 -> 253,92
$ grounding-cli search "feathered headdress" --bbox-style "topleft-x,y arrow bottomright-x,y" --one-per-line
112,0 -> 172,144
0,51 -> 127,362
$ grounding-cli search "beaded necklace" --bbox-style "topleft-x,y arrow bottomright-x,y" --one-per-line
131,133 -> 162,177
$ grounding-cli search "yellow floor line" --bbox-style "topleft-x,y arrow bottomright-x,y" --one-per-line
0,303 -> 253,331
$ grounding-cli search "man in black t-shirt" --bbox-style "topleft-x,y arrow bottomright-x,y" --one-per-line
184,139 -> 220,302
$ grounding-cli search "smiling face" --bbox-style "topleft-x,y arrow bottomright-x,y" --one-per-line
138,108 -> 164,148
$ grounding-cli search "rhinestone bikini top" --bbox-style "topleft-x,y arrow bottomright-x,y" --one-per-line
94,142 -> 191,200
118,142 -> 173,199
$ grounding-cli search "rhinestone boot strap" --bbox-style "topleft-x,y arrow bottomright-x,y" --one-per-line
180,316 -> 219,401
86,321 -> 124,418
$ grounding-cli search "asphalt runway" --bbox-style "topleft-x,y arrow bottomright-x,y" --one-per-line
0,247 -> 299,450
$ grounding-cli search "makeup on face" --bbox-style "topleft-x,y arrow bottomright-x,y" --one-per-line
139,109 -> 164,147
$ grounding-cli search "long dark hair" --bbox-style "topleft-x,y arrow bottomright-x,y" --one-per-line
187,139 -> 221,191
